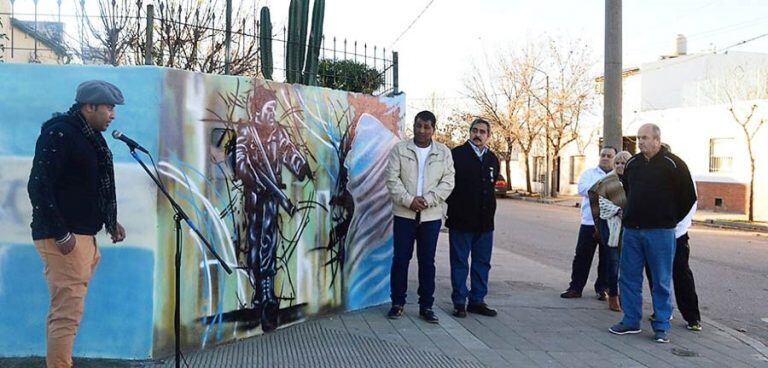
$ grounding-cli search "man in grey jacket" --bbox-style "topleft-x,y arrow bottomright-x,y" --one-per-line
385,110 -> 455,323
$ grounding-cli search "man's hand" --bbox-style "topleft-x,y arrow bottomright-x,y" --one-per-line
111,222 -> 126,243
409,196 -> 428,212
55,233 -> 76,255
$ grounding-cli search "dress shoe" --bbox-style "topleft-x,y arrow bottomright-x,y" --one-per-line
560,290 -> 582,298
467,303 -> 497,317
452,304 -> 467,318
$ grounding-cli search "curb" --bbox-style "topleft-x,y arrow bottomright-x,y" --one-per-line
701,316 -> 768,360
504,194 -> 579,206
693,219 -> 768,233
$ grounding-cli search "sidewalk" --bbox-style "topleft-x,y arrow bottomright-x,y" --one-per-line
146,234 -> 768,368
508,193 -> 768,233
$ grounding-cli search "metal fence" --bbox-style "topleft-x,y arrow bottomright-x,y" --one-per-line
0,2 -> 399,96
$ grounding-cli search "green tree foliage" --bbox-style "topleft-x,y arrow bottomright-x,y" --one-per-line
317,59 -> 384,94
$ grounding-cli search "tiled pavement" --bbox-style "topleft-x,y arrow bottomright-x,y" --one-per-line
151,235 -> 768,368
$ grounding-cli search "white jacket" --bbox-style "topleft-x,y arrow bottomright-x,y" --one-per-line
386,139 -> 455,222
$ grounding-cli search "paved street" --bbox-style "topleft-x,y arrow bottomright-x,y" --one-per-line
495,198 -> 768,347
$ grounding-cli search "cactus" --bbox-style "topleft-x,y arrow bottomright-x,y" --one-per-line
259,6 -> 273,80
303,0 -> 324,85
286,0 -> 309,83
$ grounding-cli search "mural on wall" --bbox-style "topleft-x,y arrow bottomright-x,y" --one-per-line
153,71 -> 404,352
0,64 -> 405,358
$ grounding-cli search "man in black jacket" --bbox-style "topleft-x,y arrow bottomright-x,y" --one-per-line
28,80 -> 127,367
608,123 -> 696,344
446,118 -> 500,318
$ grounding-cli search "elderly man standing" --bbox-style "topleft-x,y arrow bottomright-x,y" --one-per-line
609,124 -> 696,343
385,110 -> 455,323
446,118 -> 500,318
28,81 -> 127,367
560,147 -> 616,300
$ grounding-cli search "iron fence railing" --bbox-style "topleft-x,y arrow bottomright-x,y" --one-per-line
0,4 -> 399,96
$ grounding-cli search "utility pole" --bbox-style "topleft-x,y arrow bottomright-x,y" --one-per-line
224,0 -> 232,75
543,74 -> 551,198
604,0 -> 622,150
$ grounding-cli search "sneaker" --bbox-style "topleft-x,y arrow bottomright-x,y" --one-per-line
419,308 -> 440,324
596,290 -> 608,301
609,322 -> 642,335
467,303 -> 498,317
560,290 -> 582,299
686,322 -> 702,332
387,305 -> 404,319
654,330 -> 670,343
452,304 -> 467,318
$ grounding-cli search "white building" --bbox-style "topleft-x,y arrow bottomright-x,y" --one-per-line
507,37 -> 768,221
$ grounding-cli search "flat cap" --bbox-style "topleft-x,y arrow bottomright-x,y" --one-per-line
75,80 -> 125,105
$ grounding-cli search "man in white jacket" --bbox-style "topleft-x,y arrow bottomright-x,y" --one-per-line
560,147 -> 616,300
385,110 -> 455,323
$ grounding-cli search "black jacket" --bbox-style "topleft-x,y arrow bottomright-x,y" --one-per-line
28,114 -> 105,240
621,147 -> 697,229
446,142 -> 500,232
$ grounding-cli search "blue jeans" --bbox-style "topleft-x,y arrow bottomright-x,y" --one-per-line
619,227 -> 676,332
567,225 -> 608,294
597,220 -> 620,297
449,229 -> 493,306
390,216 -> 442,308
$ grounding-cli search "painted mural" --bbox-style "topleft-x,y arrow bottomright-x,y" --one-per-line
0,64 -> 405,359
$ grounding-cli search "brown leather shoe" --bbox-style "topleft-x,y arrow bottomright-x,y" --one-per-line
560,290 -> 582,298
608,296 -> 621,312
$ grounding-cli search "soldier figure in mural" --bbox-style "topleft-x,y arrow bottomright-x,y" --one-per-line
235,86 -> 311,332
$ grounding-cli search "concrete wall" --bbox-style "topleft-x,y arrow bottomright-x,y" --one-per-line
0,64 -> 406,359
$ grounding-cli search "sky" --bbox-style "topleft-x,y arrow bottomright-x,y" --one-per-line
9,0 -> 768,118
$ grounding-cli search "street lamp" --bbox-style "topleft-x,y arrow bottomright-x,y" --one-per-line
532,66 -> 552,198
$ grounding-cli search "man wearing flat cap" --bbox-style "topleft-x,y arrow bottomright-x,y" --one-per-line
27,80 -> 127,368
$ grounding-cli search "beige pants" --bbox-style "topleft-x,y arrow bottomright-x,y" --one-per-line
34,234 -> 101,368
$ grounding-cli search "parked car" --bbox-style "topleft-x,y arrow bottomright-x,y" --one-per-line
495,177 -> 508,198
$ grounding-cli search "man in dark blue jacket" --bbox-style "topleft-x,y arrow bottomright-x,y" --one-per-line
28,80 -> 127,367
446,118 -> 500,318
608,123 -> 696,344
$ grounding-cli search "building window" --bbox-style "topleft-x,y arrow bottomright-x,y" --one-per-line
533,156 -> 545,183
709,138 -> 734,173
569,155 -> 586,184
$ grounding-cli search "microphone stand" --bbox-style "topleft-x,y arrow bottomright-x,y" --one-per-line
128,149 -> 232,368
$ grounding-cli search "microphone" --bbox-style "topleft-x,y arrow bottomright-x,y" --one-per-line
112,130 -> 149,154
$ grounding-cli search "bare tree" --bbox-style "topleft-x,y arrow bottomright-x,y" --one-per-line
74,0 -> 142,65
707,65 -> 768,222
73,0 -> 261,75
529,37 -> 595,197
463,44 -> 544,192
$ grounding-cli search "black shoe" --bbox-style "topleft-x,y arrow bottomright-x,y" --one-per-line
597,290 -> 608,301
467,303 -> 498,317
560,290 -> 582,298
387,305 -> 404,319
419,308 -> 440,323
453,304 -> 467,318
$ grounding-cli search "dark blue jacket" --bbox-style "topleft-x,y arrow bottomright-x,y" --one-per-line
446,142 -> 500,232
622,147 -> 697,229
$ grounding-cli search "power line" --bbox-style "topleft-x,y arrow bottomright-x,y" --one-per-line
390,0 -> 435,47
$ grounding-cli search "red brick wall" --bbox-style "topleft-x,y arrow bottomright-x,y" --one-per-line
696,181 -> 748,213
